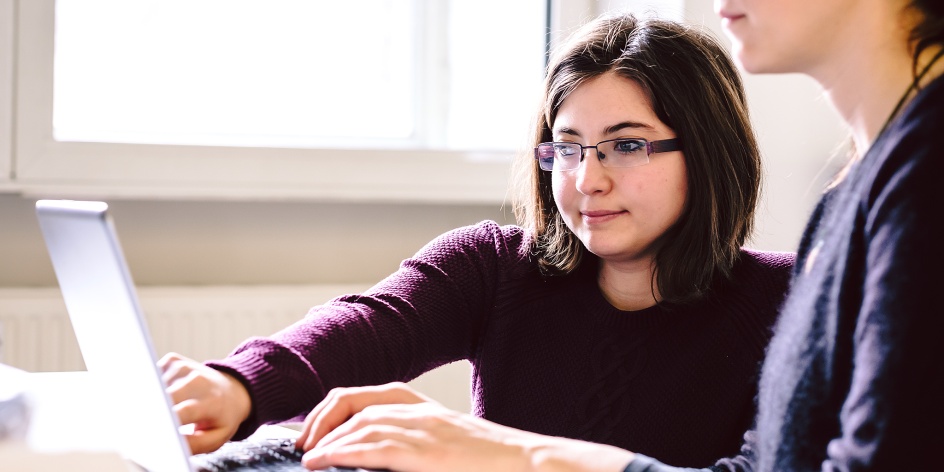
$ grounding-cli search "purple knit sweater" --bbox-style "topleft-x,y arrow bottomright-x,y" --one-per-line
208,221 -> 794,468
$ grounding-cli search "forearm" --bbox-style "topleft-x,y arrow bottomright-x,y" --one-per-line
524,444 -> 711,472
523,435 -> 635,472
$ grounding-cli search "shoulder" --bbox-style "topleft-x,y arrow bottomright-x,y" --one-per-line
728,248 -> 797,298
875,75 -> 944,177
898,74 -> 944,138
857,76 -> 944,232
700,249 -> 796,347
418,220 -> 534,265
738,248 -> 796,274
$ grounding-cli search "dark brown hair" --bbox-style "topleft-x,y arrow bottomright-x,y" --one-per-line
908,0 -> 944,77
513,13 -> 761,305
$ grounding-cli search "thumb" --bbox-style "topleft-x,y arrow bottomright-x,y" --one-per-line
186,428 -> 232,455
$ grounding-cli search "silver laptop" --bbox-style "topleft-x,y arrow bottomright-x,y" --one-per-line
35,200 -> 360,472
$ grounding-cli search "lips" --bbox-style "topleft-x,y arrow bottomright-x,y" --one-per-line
582,210 -> 623,217
581,210 -> 627,224
717,9 -> 746,24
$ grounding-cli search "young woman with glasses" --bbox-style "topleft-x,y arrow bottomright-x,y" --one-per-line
275,1 -> 944,471
159,13 -> 796,471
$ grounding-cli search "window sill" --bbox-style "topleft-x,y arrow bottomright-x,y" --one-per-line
9,145 -> 515,204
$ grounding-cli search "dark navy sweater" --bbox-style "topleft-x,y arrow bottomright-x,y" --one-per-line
630,75 -> 944,472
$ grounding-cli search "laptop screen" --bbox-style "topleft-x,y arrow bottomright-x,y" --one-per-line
36,200 -> 193,472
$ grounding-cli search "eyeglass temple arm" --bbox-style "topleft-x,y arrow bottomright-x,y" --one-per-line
647,138 -> 682,154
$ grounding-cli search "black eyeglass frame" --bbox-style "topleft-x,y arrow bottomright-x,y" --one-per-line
533,137 -> 682,171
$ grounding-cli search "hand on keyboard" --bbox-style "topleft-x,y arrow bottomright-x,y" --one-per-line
191,437 -> 390,472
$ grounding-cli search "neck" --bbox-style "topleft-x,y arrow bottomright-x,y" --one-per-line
807,10 -> 943,152
597,260 -> 660,311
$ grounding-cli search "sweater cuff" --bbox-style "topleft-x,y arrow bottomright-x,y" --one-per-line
206,338 -> 327,440
623,454 -> 712,472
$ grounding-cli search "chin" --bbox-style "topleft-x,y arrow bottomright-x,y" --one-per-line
731,44 -> 790,75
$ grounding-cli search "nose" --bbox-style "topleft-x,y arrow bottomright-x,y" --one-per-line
713,0 -> 725,16
575,147 -> 612,195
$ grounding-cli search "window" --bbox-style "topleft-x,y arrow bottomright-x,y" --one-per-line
53,0 -> 420,149
13,0 -> 552,202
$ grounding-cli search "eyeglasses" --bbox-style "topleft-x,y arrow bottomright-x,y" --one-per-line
534,138 -> 682,171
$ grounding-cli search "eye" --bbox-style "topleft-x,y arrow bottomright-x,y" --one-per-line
554,143 -> 580,157
612,139 -> 646,154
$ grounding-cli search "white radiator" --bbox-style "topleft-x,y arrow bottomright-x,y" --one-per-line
0,283 -> 473,412
0,284 -> 369,372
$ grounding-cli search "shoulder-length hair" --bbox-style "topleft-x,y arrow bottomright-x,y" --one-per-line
513,13 -> 761,305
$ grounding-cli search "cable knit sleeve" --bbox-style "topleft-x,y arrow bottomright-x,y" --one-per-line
207,220 -> 533,439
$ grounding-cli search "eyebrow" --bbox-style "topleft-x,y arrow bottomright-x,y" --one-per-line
553,120 -> 656,138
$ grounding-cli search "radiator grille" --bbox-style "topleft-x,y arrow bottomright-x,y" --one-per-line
0,285 -> 367,372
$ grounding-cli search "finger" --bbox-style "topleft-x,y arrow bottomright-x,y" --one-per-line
161,364 -> 192,392
298,388 -> 352,450
165,370 -> 207,406
301,393 -> 363,451
309,397 -> 398,450
316,404 -> 444,451
185,428 -> 232,455
298,383 -> 438,452
156,351 -> 184,371
174,398 -> 206,427
304,441 -> 410,472
160,356 -> 198,388
378,382 -> 437,405
296,388 -> 341,450
303,426 -> 424,472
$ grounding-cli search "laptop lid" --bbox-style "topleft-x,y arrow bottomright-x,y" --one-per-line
36,199 -> 193,472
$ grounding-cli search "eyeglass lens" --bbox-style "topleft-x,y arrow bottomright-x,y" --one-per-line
535,138 -> 651,171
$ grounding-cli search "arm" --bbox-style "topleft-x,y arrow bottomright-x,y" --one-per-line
293,382 -> 726,472
165,222 -> 532,451
296,382 -> 636,472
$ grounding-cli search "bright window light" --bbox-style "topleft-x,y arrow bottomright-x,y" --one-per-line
52,0 -> 547,151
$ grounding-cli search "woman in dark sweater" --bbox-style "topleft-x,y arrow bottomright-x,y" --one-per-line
159,13 -> 795,470
629,0 -> 944,470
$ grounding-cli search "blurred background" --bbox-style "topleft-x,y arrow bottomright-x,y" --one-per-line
0,0 -> 846,412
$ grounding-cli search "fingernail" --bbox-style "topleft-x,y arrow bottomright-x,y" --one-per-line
301,450 -> 322,467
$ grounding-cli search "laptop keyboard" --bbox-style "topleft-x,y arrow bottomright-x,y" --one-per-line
191,437 -> 385,472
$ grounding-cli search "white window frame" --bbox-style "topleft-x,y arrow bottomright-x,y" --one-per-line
10,0 -> 523,203
0,0 -> 13,187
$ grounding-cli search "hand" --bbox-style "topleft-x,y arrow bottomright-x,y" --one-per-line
158,352 -> 252,454
296,382 -> 436,452
300,394 -> 635,472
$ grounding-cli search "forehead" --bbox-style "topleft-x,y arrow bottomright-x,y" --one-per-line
553,72 -> 665,135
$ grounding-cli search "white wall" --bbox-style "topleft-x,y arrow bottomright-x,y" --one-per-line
0,195 -> 514,287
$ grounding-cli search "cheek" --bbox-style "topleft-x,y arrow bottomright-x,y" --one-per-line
633,162 -> 688,220
550,172 -> 570,210
736,33 -> 802,74
734,8 -> 827,74
668,178 -> 689,221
